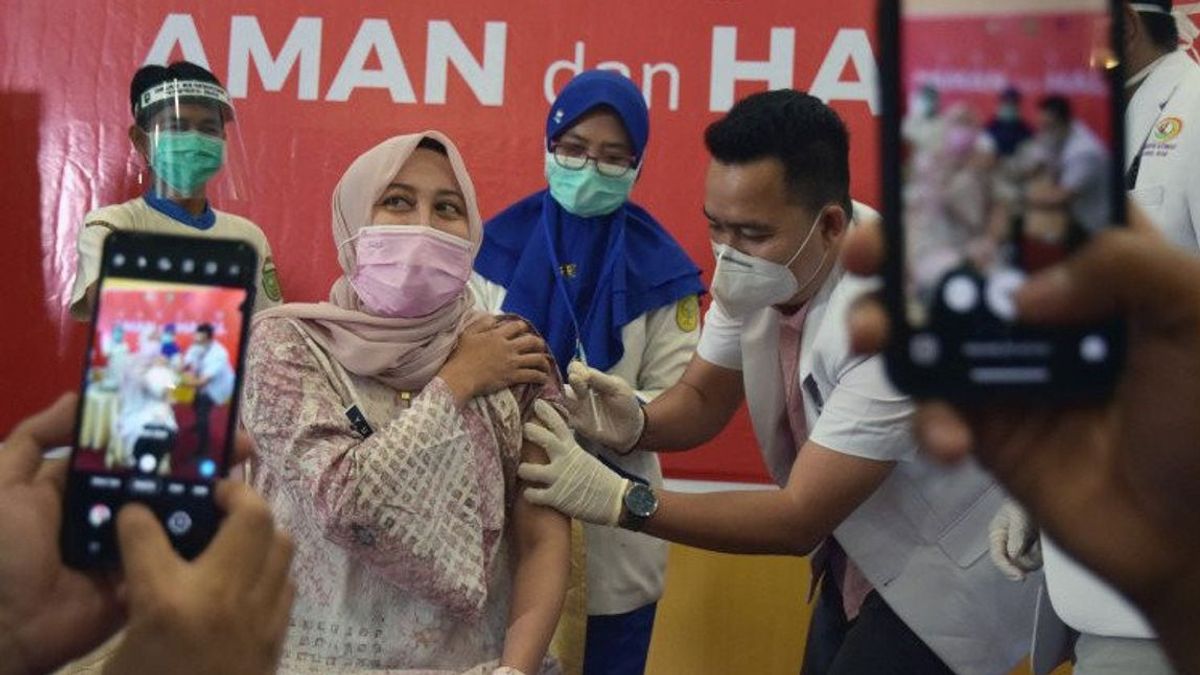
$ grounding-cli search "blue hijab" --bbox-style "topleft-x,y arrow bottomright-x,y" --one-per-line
474,71 -> 703,376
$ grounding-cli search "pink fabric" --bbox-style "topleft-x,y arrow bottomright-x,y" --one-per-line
777,308 -> 874,620
348,227 -> 474,318
253,131 -> 484,391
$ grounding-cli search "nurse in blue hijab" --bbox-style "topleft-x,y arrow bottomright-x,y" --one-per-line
471,70 -> 703,675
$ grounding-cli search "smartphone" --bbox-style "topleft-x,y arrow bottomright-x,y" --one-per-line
879,0 -> 1127,397
62,232 -> 257,568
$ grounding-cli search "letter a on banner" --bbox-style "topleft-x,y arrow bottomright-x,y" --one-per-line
327,19 -> 417,103
144,14 -> 211,68
810,29 -> 879,115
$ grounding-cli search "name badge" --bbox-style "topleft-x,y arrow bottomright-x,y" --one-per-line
345,405 -> 374,438
803,374 -> 824,416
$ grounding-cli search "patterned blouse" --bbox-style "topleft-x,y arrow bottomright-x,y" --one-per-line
243,317 -> 559,674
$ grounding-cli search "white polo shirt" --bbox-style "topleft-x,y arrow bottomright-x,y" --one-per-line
68,196 -> 282,320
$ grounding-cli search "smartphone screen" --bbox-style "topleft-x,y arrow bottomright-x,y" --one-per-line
880,0 -> 1126,396
62,232 -> 256,568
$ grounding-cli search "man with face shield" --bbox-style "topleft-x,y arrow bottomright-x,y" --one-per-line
471,70 -> 704,675
518,90 -> 1037,675
68,61 -> 282,320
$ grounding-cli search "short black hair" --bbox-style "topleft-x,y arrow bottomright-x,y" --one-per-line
1000,87 -> 1022,103
1038,95 -> 1073,124
130,61 -> 224,128
704,90 -> 851,213
196,323 -> 215,339
1139,8 -> 1180,52
417,137 -> 449,155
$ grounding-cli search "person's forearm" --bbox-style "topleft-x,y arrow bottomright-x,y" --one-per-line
1145,573 -> 1200,675
643,489 -> 823,556
0,623 -> 32,675
502,510 -> 569,674
640,380 -> 739,452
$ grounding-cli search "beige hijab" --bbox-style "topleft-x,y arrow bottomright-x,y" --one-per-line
254,131 -> 483,390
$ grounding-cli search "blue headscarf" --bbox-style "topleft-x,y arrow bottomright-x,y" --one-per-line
474,70 -> 704,376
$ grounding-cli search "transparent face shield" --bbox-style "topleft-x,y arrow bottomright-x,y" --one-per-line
132,79 -> 252,209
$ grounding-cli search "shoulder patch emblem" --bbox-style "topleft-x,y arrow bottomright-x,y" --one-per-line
675,295 -> 699,332
261,257 -> 282,302
1153,117 -> 1183,143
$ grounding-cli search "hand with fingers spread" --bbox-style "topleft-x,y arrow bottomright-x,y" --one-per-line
841,209 -> 1200,673
0,394 -> 124,675
562,361 -> 645,452
440,315 -> 552,405
519,400 -> 629,527
102,481 -> 295,675
988,501 -> 1041,582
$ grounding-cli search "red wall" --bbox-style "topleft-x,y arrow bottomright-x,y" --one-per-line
4,1 -> 1198,482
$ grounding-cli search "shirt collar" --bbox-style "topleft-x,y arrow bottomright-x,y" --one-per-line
143,191 -> 216,230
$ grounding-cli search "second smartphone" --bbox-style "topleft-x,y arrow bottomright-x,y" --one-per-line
879,0 -> 1127,398
61,232 -> 257,569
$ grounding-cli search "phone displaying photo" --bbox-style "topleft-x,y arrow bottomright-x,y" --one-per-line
62,232 -> 256,568
879,0 -> 1126,397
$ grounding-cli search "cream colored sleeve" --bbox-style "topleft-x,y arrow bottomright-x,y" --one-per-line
68,222 -> 115,321
633,295 -> 702,401
469,272 -> 506,314
252,234 -> 283,312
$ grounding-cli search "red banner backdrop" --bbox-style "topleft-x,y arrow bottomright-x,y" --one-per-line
3,2 -> 1198,482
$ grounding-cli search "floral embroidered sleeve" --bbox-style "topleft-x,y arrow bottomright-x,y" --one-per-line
243,318 -> 505,616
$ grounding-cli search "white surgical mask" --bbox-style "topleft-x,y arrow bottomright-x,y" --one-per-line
710,209 -> 830,318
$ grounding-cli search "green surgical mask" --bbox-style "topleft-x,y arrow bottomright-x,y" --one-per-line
545,152 -> 637,218
151,130 -> 225,196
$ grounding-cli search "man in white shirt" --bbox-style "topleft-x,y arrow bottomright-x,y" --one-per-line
990,3 -> 1200,674
518,90 -> 1037,675
68,61 -> 282,321
1031,95 -> 1112,232
182,323 -> 234,460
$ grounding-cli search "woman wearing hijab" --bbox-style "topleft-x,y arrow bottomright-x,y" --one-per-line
242,132 -> 569,675
471,71 -> 704,675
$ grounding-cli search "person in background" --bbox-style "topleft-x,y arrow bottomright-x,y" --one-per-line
988,3 -> 1200,673
0,394 -> 295,675
1029,95 -> 1111,233
471,70 -> 704,675
902,83 -> 944,154
68,60 -> 283,320
840,209 -> 1200,675
181,323 -> 234,462
160,323 -> 182,368
986,87 -> 1034,158
242,131 -> 568,674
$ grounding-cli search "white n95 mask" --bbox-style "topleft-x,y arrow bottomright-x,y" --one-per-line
710,209 -> 829,318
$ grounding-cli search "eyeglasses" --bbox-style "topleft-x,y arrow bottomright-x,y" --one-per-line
551,142 -> 637,178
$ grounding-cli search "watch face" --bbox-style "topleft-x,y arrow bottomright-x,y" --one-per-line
625,483 -> 658,518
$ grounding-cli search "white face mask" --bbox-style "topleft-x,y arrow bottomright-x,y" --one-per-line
710,209 -> 830,318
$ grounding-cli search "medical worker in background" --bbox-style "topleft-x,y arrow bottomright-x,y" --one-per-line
472,70 -> 704,675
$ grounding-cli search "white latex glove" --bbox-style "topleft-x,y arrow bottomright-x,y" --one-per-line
989,501 -> 1043,581
491,668 -> 526,675
563,361 -> 645,453
519,399 -> 631,526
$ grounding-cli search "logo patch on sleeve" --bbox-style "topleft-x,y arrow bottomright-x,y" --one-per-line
262,257 -> 283,302
1153,117 -> 1183,143
675,295 -> 699,332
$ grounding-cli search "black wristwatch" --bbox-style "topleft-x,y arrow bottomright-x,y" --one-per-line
619,482 -> 659,532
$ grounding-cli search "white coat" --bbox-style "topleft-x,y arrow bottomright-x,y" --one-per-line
695,205 -> 1039,675
1030,47 -> 1200,674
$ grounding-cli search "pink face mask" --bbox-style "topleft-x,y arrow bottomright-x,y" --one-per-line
343,225 -> 473,318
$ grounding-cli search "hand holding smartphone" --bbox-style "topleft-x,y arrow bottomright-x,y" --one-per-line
61,232 -> 256,568
880,0 -> 1127,397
